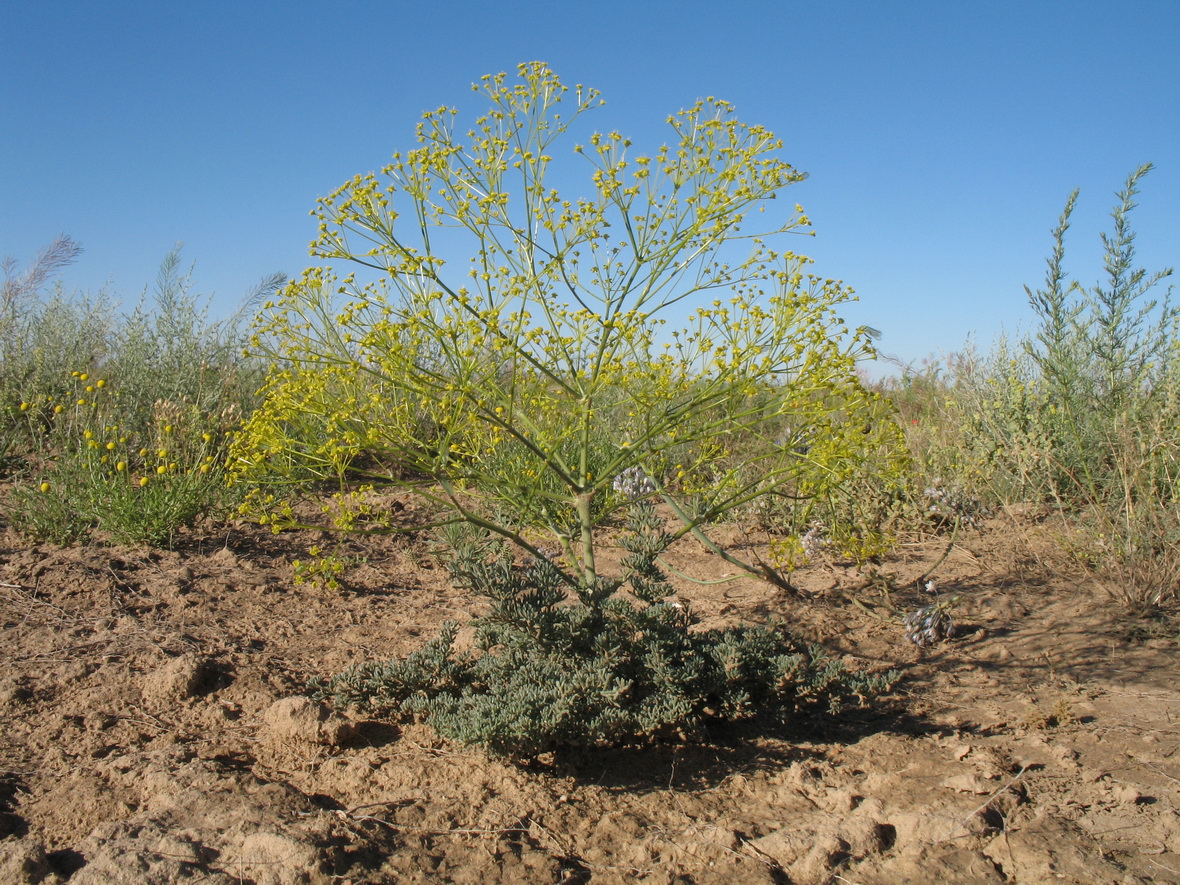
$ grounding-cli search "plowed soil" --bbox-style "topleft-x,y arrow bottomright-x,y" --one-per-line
2,495 -> 1179,884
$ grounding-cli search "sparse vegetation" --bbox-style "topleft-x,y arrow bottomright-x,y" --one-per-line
1,64 -> 1174,770
0,241 -> 280,546
883,165 -> 1177,611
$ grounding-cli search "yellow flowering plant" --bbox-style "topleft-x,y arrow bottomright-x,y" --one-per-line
8,374 -> 234,546
236,63 -> 901,596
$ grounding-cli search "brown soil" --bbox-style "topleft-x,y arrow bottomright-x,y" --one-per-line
1,496 -> 1179,884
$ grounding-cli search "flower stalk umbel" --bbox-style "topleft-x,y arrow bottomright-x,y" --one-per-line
904,598 -> 957,648
234,62 -> 899,600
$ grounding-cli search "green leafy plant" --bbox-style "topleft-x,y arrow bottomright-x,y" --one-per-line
315,503 -> 897,756
8,372 -> 235,547
292,543 -> 360,591
920,166 -> 1178,609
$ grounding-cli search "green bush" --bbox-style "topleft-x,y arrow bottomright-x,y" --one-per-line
315,504 -> 897,756
7,373 -> 235,546
901,166 -> 1178,608
1,242 -> 279,547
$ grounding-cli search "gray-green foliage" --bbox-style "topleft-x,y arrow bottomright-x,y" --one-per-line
1,241 -> 280,453
1022,164 -> 1176,502
105,246 -> 280,436
1,240 -> 282,547
314,504 -> 898,756
942,166 -> 1178,607
0,237 -> 115,457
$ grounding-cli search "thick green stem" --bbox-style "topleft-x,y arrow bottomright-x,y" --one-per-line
576,492 -> 597,597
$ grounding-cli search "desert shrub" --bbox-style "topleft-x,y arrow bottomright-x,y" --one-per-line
0,237 -> 115,463
238,63 -> 903,751
922,166 -> 1178,608
315,504 -> 898,756
103,247 -> 276,438
7,372 -> 235,546
1,243 -> 279,546
235,62 -> 904,592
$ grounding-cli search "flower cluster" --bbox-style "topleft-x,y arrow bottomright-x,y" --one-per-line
801,524 -> 828,560
612,466 -> 657,501
904,602 -> 955,648
924,481 -> 984,528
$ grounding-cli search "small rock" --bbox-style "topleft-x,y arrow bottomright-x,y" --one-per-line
210,547 -> 241,569
840,816 -> 894,856
821,787 -> 860,813
1110,784 -> 1145,805
790,833 -> 851,885
944,773 -> 993,795
237,831 -> 321,885
149,834 -> 206,866
262,696 -> 354,746
1052,745 -> 1081,767
141,653 -> 211,705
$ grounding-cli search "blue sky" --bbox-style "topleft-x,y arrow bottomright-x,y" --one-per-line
4,1 -> 1177,371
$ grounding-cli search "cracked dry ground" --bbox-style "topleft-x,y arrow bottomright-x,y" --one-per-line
1,498 -> 1179,884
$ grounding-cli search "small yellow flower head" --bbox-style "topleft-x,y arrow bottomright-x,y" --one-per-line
116,461 -> 127,472
83,430 -> 94,440
79,373 -> 89,381
77,399 -> 87,406
39,481 -> 51,493
139,476 -> 150,487
85,385 -> 95,393
199,463 -> 211,474
157,449 -> 167,458
54,405 -> 63,414
164,424 -> 174,435
156,465 -> 168,475
202,432 -> 212,442
19,402 -> 29,411
106,441 -> 116,450
95,379 -> 106,388
139,448 -> 149,458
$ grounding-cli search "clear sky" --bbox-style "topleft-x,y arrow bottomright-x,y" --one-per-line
4,1 -> 1177,371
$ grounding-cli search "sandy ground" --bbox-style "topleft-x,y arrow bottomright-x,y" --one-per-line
1,494 -> 1179,884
